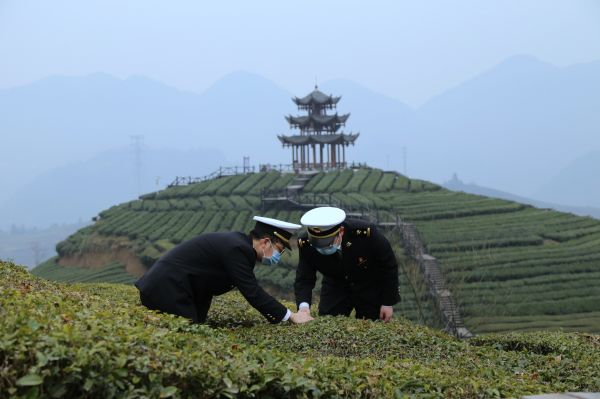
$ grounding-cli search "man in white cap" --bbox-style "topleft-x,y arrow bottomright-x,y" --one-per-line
135,216 -> 313,325
294,207 -> 400,322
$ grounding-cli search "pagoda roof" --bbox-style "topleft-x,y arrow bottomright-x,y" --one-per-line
286,113 -> 350,132
293,86 -> 341,106
278,133 -> 360,146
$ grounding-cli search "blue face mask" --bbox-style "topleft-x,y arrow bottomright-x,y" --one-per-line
315,244 -> 341,256
261,242 -> 282,266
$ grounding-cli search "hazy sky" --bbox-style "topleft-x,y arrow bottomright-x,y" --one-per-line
1,0 -> 599,106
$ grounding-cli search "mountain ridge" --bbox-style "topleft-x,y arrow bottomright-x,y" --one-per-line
443,173 -> 600,219
2,54 -> 600,227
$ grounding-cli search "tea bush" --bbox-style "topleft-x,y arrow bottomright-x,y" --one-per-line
4,261 -> 600,399
44,168 -> 600,334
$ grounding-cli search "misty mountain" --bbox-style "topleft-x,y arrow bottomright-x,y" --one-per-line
416,55 -> 600,195
534,151 -> 600,208
318,79 -> 416,171
0,147 -> 226,228
0,71 -> 295,204
443,173 -> 600,219
0,222 -> 88,269
1,55 -> 600,227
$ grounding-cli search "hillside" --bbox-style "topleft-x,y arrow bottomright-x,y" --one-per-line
415,55 -> 600,195
4,260 -> 600,398
34,168 -> 600,335
443,174 -> 600,220
0,222 -> 86,269
0,146 -> 226,229
535,151 -> 600,208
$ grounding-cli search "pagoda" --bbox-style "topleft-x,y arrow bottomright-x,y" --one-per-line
278,86 -> 359,170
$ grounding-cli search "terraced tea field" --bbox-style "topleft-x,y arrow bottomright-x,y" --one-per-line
7,261 -> 600,398
33,168 -> 600,333
33,258 -> 136,284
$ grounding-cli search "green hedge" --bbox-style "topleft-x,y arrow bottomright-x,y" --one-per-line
3,261 -> 600,398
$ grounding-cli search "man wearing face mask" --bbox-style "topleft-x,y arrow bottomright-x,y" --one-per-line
135,216 -> 314,325
294,207 -> 400,322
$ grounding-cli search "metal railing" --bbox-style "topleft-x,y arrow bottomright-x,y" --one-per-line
168,162 -> 371,187
259,189 -> 402,226
168,164 -> 307,187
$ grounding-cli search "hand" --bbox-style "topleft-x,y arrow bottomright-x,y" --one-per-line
289,311 -> 314,324
299,307 -> 311,317
379,305 -> 393,322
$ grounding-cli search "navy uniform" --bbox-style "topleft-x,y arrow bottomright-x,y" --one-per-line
294,207 -> 400,320
135,216 -> 300,324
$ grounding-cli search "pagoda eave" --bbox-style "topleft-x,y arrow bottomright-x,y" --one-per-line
286,113 -> 350,130
293,88 -> 342,107
278,133 -> 359,146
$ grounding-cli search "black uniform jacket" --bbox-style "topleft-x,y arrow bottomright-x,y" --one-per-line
294,219 -> 400,309
135,232 -> 287,323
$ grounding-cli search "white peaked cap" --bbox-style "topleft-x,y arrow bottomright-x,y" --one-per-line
252,216 -> 302,250
300,207 -> 346,229
252,216 -> 302,233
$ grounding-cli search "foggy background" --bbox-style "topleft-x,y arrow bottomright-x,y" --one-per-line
1,0 -> 599,267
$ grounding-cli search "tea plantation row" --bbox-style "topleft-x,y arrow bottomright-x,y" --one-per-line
36,168 -> 600,334
4,261 -> 600,398
32,259 -> 135,285
417,206 -> 600,332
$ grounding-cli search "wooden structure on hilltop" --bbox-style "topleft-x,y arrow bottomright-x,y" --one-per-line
278,86 -> 359,170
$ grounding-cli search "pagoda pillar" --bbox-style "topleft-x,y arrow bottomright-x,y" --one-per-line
320,144 -> 324,169
305,144 -> 309,169
304,145 -> 308,169
331,144 -> 337,167
302,145 -> 307,169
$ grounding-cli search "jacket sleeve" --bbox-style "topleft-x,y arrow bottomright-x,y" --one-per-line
294,249 -> 317,309
372,228 -> 400,306
224,246 -> 288,324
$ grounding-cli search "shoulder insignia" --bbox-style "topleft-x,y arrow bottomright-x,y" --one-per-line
346,241 -> 352,248
353,228 -> 371,237
298,238 -> 307,249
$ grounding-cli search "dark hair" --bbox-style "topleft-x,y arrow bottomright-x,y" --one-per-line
249,229 -> 280,245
